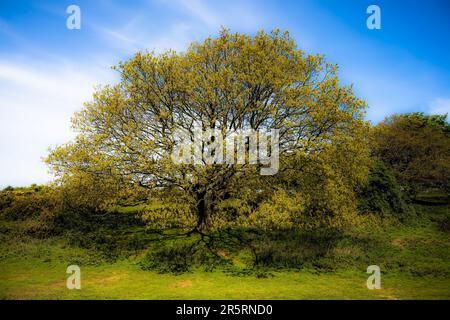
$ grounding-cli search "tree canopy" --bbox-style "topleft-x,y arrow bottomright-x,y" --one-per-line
46,29 -> 370,233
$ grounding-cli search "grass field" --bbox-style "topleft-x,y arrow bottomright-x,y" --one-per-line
1,203 -> 449,300
2,258 -> 449,300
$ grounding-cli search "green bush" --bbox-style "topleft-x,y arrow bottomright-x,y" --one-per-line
0,192 -> 14,211
141,242 -> 193,274
1,193 -> 54,221
140,240 -> 227,274
358,160 -> 414,220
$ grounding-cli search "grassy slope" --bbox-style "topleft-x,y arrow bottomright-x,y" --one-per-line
0,204 -> 449,300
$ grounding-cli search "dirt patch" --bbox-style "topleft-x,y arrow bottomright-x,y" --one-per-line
217,249 -> 231,260
170,279 -> 193,289
84,274 -> 127,286
392,238 -> 407,248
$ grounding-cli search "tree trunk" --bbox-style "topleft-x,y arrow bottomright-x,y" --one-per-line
196,191 -> 207,230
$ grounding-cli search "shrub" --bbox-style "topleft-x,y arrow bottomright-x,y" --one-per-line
140,239 -> 227,274
141,242 -> 193,274
372,113 -> 450,195
0,192 -> 14,211
1,192 -> 55,221
357,159 -> 414,220
23,208 -> 59,238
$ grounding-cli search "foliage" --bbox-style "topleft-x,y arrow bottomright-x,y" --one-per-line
139,194 -> 197,231
1,192 -> 53,221
46,28 -> 370,233
372,112 -> 450,195
0,191 -> 14,211
357,159 -> 414,220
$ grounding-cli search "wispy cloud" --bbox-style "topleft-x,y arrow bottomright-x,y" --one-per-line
178,0 -> 222,28
93,0 -> 264,55
95,20 -> 193,54
95,25 -> 143,53
0,60 -> 114,187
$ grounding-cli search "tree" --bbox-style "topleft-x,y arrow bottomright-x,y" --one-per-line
372,112 -> 450,195
46,29 -> 370,233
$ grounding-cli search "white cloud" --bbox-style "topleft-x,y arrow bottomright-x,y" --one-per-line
0,60 -> 114,188
428,98 -> 450,115
93,0 -> 265,56
178,0 -> 222,28
99,20 -> 196,54
96,26 -> 143,53
175,0 -> 265,30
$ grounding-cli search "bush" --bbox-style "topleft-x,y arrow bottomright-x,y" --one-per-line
0,192 -> 14,211
141,242 -> 193,274
1,192 -> 55,221
23,208 -> 59,238
358,160 -> 414,220
140,239 -> 227,274
372,113 -> 450,195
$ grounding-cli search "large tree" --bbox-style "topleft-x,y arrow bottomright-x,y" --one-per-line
47,29 -> 370,233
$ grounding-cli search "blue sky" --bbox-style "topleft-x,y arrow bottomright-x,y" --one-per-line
0,0 -> 449,187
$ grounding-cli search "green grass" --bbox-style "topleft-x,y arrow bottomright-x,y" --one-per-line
0,202 -> 449,300
1,255 -> 449,300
